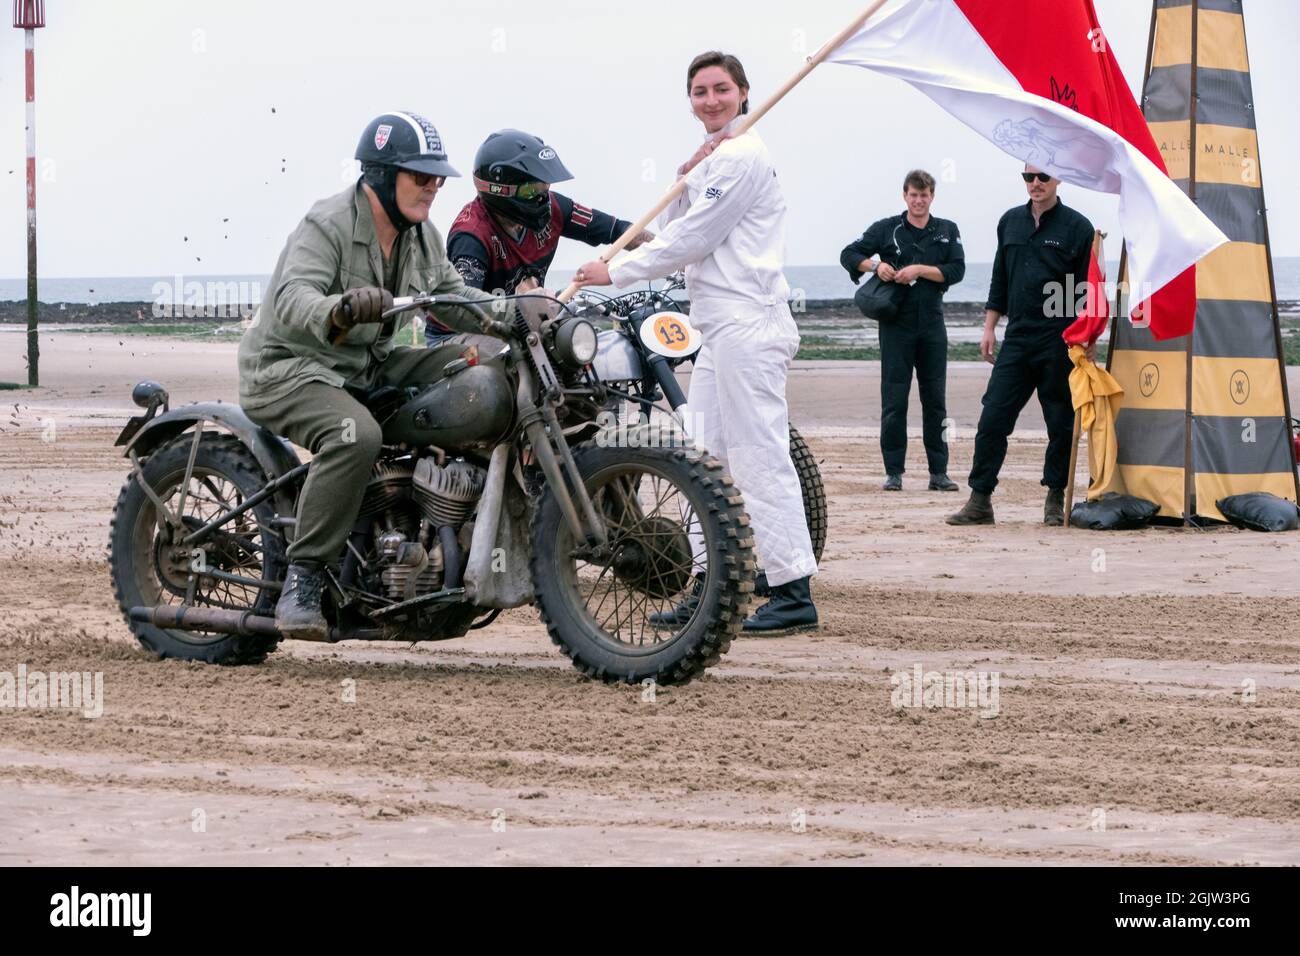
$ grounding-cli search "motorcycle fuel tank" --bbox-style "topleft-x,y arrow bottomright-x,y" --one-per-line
383,363 -> 515,450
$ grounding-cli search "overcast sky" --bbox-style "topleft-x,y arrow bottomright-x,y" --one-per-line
2,0 -> 1297,281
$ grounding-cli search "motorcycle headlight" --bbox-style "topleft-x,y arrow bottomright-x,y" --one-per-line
554,318 -> 599,366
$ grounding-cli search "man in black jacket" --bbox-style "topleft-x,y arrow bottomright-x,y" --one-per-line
947,165 -> 1095,527
841,169 -> 965,492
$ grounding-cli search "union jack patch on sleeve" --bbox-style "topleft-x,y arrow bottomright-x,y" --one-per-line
704,186 -> 724,200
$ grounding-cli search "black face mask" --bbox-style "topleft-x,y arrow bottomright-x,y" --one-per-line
360,163 -> 416,233
481,191 -> 552,232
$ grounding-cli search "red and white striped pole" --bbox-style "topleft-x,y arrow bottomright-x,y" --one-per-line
14,0 -> 45,387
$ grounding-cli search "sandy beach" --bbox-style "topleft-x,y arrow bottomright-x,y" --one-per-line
1,332 -> 1298,865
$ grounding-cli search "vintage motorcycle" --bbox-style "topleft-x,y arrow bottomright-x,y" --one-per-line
109,283 -> 823,685
568,272 -> 826,575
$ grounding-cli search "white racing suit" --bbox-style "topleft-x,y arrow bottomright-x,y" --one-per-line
608,125 -> 817,587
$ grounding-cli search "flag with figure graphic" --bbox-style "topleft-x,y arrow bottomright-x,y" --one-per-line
826,0 -> 1227,341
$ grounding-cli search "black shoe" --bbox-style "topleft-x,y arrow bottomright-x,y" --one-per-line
946,491 -> 995,525
882,474 -> 903,491
754,570 -> 770,598
928,473 -> 959,492
742,576 -> 818,635
1044,488 -> 1066,526
650,574 -> 704,630
276,563 -> 329,641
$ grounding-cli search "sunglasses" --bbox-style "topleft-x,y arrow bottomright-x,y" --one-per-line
1021,172 -> 1053,183
473,175 -> 550,201
406,171 -> 446,188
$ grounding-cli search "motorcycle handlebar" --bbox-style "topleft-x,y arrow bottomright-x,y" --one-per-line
382,294 -> 514,340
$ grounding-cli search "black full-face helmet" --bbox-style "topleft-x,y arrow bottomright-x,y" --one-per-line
473,129 -> 573,230
355,111 -> 459,232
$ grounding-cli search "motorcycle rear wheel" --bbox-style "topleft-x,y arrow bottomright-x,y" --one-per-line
530,441 -> 755,685
109,432 -> 286,664
789,424 -> 827,564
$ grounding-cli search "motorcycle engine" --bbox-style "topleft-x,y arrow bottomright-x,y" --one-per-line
360,457 -> 488,603
379,539 -> 444,601
412,458 -> 486,528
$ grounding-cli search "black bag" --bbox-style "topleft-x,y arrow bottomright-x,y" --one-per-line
1069,492 -> 1160,530
853,219 -> 912,322
854,273 -> 907,322
1216,492 -> 1300,532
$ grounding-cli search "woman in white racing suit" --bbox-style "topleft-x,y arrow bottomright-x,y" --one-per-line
573,50 -> 817,634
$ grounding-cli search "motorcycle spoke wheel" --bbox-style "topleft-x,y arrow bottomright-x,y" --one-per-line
574,470 -> 702,647
530,444 -> 755,685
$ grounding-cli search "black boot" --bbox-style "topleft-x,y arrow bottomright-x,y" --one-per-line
276,563 -> 328,641
650,574 -> 704,629
928,473 -> 959,492
882,473 -> 903,491
742,576 -> 818,635
946,491 -> 994,525
1044,487 -> 1065,526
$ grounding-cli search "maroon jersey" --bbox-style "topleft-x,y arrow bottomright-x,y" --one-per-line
426,193 -> 630,342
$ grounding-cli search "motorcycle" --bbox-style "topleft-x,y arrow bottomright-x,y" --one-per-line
569,272 -> 826,576
109,291 -> 757,685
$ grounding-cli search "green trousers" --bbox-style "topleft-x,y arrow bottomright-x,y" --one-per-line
243,344 -> 462,567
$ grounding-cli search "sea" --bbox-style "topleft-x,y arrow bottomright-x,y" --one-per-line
5,258 -> 1300,306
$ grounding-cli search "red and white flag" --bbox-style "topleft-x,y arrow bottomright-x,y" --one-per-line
828,0 -> 1228,341
1069,245 -> 1110,346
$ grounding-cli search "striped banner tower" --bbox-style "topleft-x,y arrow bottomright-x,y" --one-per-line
1107,0 -> 1298,522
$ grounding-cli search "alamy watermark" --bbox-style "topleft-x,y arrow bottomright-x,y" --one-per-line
890,663 -> 1000,719
49,886 -> 150,936
0,664 -> 104,719
592,408 -> 694,449
151,274 -> 261,319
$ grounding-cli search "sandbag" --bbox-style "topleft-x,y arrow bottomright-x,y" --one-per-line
1069,493 -> 1159,530
1216,492 -> 1300,532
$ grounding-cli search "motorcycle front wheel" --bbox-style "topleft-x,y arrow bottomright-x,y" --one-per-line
529,442 -> 755,685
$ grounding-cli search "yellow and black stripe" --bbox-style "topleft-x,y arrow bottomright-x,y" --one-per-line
1109,0 -> 1297,521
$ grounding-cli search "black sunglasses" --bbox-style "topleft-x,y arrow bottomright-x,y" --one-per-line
406,171 -> 446,188
1021,171 -> 1052,183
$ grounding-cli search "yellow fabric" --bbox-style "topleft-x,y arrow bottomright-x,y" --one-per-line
1068,345 -> 1125,500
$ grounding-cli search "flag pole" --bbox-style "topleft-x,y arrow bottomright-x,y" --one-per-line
1064,411 -> 1082,529
556,0 -> 891,304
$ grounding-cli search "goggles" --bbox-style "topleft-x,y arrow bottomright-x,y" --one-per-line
474,175 -> 550,201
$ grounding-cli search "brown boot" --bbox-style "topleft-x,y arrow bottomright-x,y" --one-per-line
946,491 -> 994,525
1044,488 -> 1065,526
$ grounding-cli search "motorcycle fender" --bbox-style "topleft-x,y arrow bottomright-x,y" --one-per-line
119,401 -> 303,518
462,444 -> 535,609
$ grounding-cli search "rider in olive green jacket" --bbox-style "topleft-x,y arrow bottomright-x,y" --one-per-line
238,111 -> 498,641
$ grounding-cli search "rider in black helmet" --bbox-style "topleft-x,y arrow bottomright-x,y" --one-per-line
427,129 -> 652,346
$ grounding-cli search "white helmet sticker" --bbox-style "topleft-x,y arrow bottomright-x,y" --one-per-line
538,147 -> 557,161
374,124 -> 393,150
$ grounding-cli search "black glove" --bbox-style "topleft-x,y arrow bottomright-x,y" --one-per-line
329,286 -> 394,331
